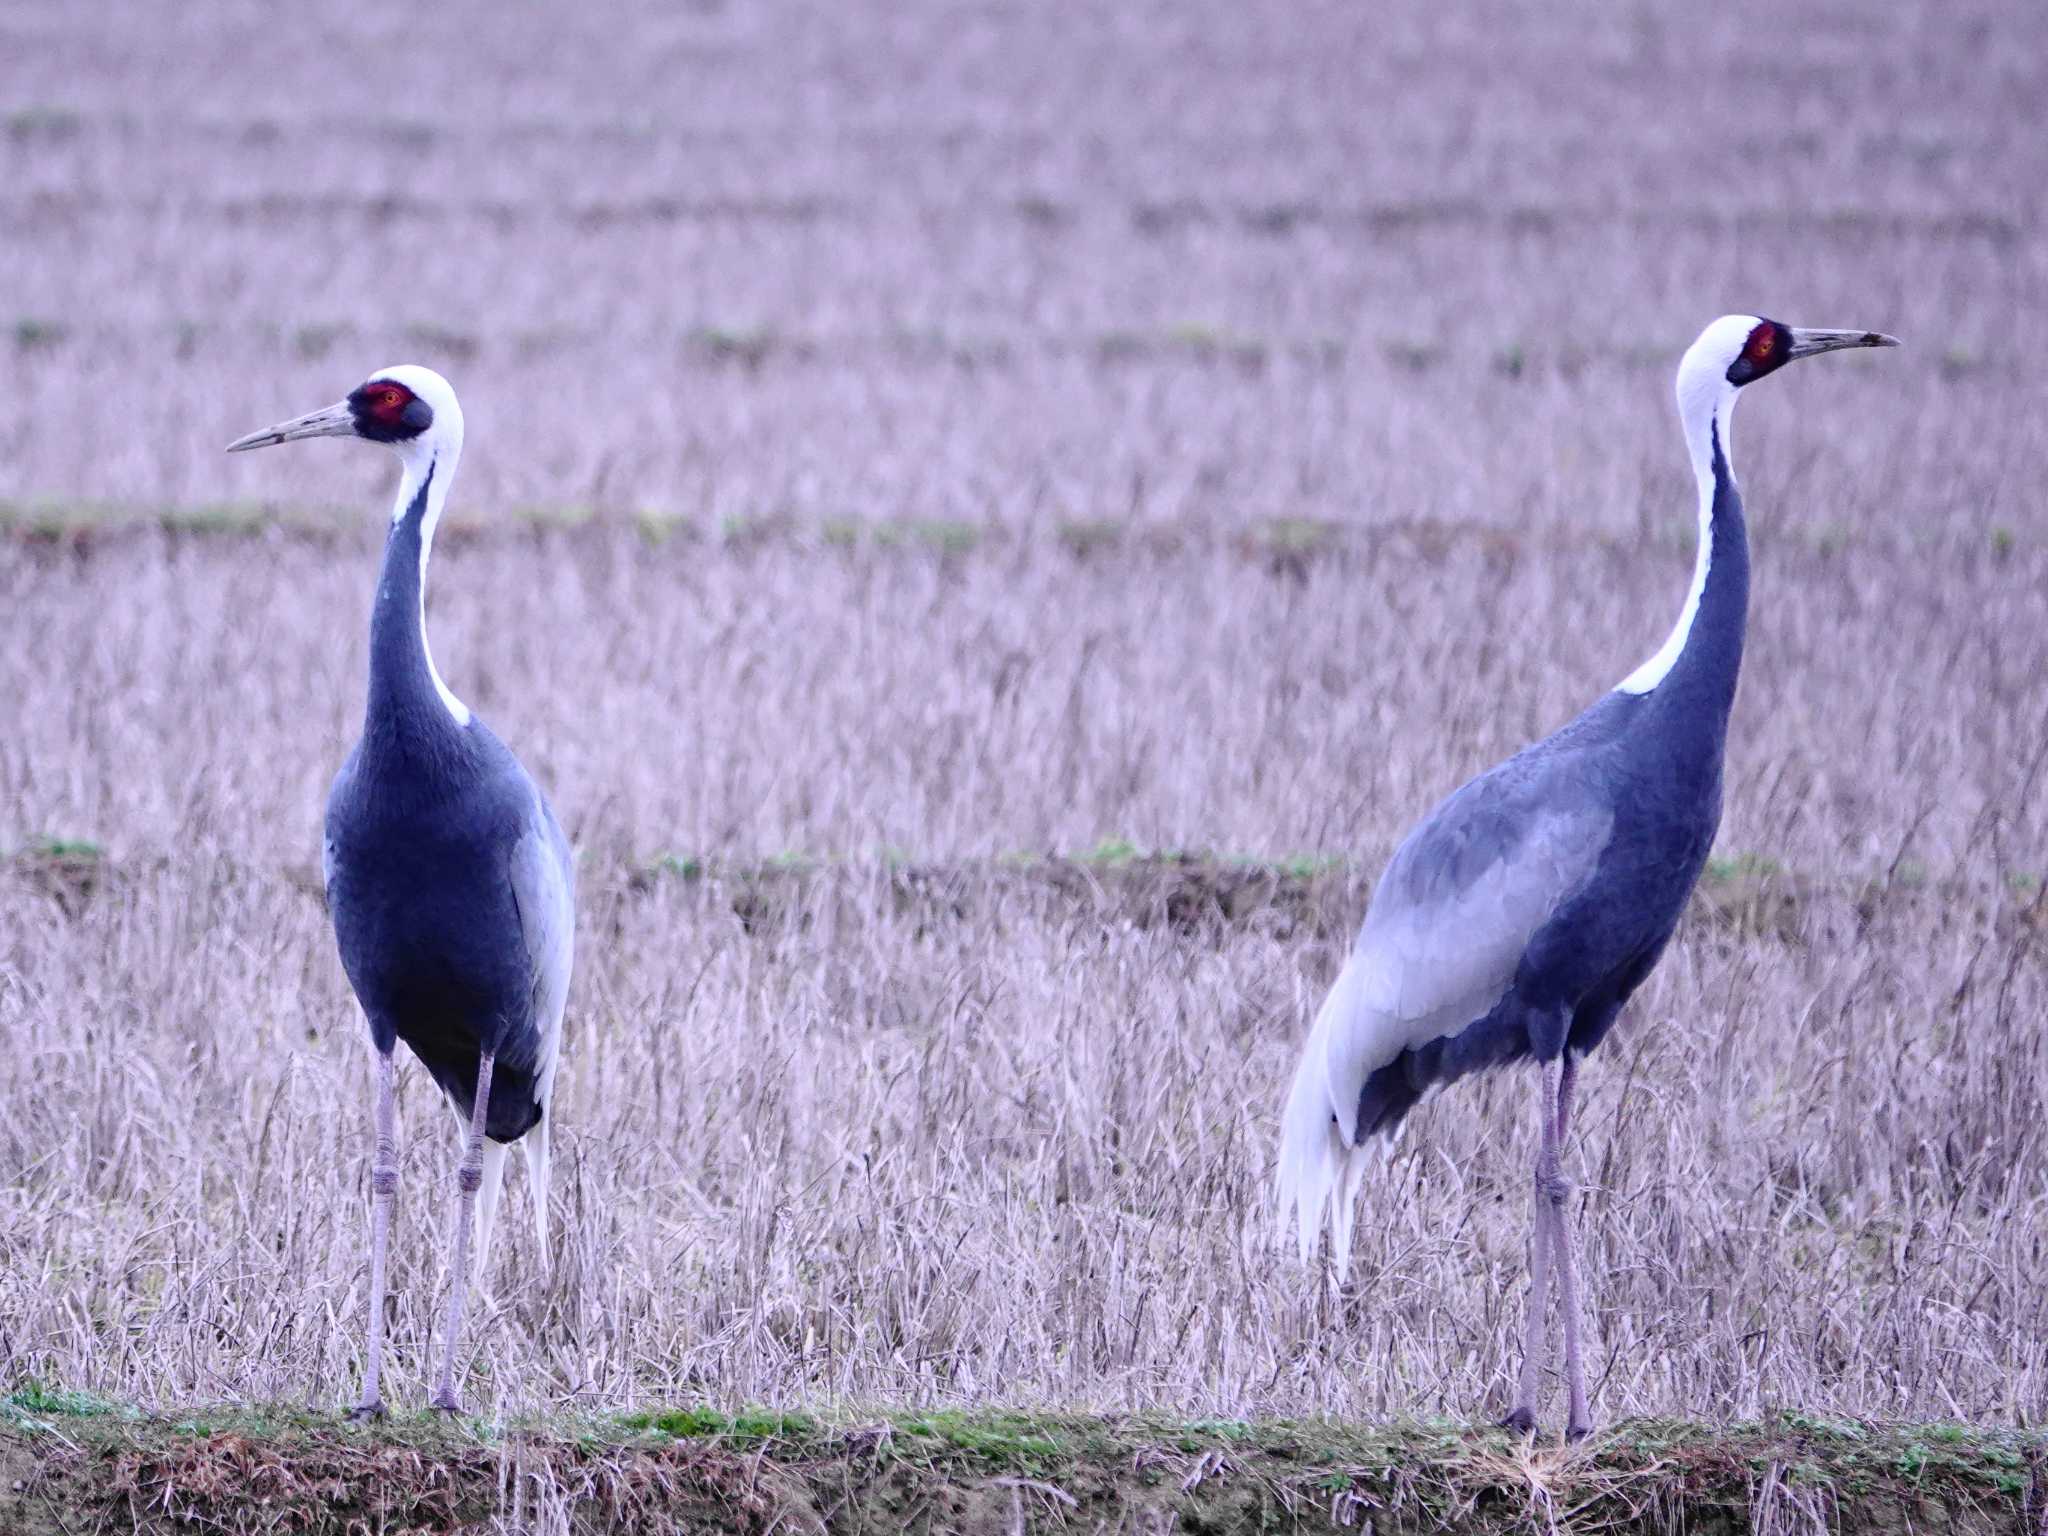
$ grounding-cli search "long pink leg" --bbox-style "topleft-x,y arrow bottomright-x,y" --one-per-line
1502,1059 -> 1564,1433
430,1050 -> 495,1414
1552,1052 -> 1593,1439
348,1049 -> 398,1420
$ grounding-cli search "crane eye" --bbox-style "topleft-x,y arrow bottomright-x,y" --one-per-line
1726,321 -> 1792,386
346,378 -> 432,439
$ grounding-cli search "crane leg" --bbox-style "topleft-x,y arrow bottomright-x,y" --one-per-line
430,1050 -> 495,1414
1552,1052 -> 1593,1439
347,1049 -> 398,1421
1502,1057 -> 1564,1434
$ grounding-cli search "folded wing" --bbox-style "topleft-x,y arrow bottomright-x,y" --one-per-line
1277,759 -> 1613,1269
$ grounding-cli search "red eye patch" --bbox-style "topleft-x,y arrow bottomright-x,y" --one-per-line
1742,327 -> 1778,365
364,382 -> 414,422
347,377 -> 433,441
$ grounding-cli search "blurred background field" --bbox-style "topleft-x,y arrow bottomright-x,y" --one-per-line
0,0 -> 2044,1427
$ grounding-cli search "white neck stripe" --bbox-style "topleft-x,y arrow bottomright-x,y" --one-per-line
1616,381 -> 1738,696
395,449 -> 473,728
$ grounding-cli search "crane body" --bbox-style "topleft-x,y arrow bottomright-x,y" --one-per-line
229,367 -> 573,1417
1277,316 -> 1897,1437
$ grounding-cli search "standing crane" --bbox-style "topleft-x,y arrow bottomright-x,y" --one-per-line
1276,316 -> 1897,1438
228,367 -> 574,1417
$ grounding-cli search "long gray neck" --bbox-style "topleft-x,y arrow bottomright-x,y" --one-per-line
1613,395 -> 1750,785
1644,418 -> 1748,733
363,453 -> 473,770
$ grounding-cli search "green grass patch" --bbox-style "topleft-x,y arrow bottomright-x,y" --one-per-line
15,837 -> 103,862
870,518 -> 982,555
509,502 -> 599,527
618,1405 -> 820,1443
1383,339 -> 1444,372
1077,836 -> 1143,867
2,1381 -> 124,1424
1055,518 -> 1126,556
1704,850 -> 1783,882
6,106 -> 83,141
1255,517 -> 1339,556
893,1409 -> 1069,1467
687,326 -> 779,367
14,319 -> 68,351
1275,853 -> 1345,879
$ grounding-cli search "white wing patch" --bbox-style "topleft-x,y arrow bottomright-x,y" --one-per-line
1276,799 -> 1612,1271
507,791 -> 574,1252
507,799 -> 574,1095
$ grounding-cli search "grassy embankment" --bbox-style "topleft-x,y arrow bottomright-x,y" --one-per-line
2,1387 -> 2039,1534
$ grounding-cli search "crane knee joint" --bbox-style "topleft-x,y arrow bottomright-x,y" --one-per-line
371,1167 -> 397,1198
457,1165 -> 483,1194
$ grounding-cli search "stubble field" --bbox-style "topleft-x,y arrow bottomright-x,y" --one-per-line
2,0 -> 2047,1528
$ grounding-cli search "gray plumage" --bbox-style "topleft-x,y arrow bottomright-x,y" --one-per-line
229,363 -> 575,1416
324,725 -> 572,1166
1276,316 -> 1898,1439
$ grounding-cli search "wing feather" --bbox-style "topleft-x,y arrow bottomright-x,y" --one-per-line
1276,763 -> 1612,1268
507,792 -> 573,1250
505,788 -> 574,1096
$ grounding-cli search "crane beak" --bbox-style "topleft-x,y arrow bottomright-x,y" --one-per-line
1785,328 -> 1902,361
225,400 -> 356,453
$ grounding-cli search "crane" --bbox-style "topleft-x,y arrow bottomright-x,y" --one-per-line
1275,316 -> 1897,1438
228,367 -> 574,1417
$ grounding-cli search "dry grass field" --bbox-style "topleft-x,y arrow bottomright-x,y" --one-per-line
3,0 -> 2047,1526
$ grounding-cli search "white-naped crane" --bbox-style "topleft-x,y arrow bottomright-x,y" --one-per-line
228,367 -> 574,1417
1276,316 -> 1898,1437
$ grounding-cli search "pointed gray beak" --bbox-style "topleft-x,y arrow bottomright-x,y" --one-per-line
1786,327 -> 1902,361
225,400 -> 356,453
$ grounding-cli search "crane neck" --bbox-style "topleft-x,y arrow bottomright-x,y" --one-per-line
365,447 -> 473,755
1612,389 -> 1749,737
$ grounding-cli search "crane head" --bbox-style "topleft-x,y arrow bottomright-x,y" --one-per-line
1675,316 -> 1898,437
225,365 -> 463,460
1684,315 -> 1899,393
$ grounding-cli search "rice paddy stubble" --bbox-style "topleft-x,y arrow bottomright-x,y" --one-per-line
2,0 -> 2045,1430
